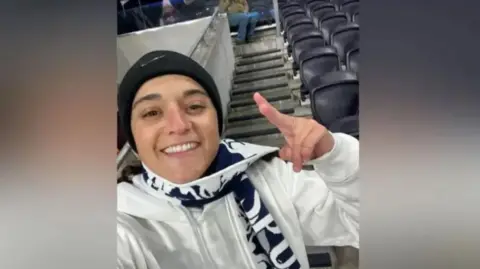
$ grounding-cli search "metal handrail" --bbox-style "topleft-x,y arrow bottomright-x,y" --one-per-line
188,7 -> 219,57
116,8 -> 220,169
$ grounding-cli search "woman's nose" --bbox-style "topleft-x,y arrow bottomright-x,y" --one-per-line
165,107 -> 191,134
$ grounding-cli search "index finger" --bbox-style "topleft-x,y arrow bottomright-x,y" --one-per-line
253,92 -> 293,130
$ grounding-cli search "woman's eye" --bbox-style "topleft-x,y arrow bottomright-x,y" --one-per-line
142,110 -> 161,118
187,104 -> 205,113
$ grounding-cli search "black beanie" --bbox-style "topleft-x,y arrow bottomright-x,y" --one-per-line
118,50 -> 223,152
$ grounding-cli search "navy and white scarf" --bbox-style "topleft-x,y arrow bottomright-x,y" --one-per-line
141,139 -> 301,269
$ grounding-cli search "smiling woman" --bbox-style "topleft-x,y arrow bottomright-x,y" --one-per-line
130,74 -> 220,183
117,50 -> 359,269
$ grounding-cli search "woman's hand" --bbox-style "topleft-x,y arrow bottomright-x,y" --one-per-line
253,92 -> 335,172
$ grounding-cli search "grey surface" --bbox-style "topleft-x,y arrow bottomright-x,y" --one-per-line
236,51 -> 284,66
239,133 -> 286,147
230,99 -> 296,113
235,58 -> 286,74
117,17 -> 211,84
232,86 -> 291,101
232,76 -> 289,95
294,105 -> 314,117
234,67 -> 288,83
224,121 -> 280,139
230,88 -> 291,108
234,39 -> 280,57
226,117 -> 271,129
228,100 -> 296,122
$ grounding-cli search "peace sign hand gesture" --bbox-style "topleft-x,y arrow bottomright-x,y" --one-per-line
253,92 -> 335,172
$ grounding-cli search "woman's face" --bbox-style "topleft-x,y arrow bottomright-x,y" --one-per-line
130,74 -> 220,184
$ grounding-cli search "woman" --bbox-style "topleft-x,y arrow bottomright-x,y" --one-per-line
219,0 -> 260,44
117,50 -> 359,269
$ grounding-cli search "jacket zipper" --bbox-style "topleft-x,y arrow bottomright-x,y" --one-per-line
179,207 -> 218,269
226,195 -> 257,269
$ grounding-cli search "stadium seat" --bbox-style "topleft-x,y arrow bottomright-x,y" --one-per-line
310,71 -> 359,127
306,1 -> 331,18
305,0 -> 329,6
346,47 -> 359,73
311,3 -> 337,28
291,30 -> 325,67
340,0 -> 359,21
281,7 -> 305,22
352,12 -> 359,24
286,19 -> 316,44
319,12 -> 349,44
330,22 -> 359,62
280,3 -> 302,14
284,13 -> 309,31
331,0 -> 347,9
299,47 -> 341,91
281,10 -> 306,32
329,115 -> 359,138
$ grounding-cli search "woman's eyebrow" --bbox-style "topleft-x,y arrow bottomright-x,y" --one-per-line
183,89 -> 208,98
132,93 -> 161,109
132,89 -> 206,109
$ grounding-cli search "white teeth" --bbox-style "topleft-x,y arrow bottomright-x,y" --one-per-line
164,143 -> 197,154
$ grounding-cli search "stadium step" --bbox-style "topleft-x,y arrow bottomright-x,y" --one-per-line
238,133 -> 285,148
235,48 -> 281,59
234,68 -> 287,84
232,76 -> 289,95
236,51 -> 284,66
224,121 -> 280,139
232,86 -> 291,101
230,99 -> 296,114
235,58 -> 286,75
230,88 -> 291,108
228,100 -> 296,123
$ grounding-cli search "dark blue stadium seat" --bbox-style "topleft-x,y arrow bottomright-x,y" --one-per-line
310,71 -> 359,128
305,0 -> 331,17
330,23 -> 359,62
340,0 -> 360,21
329,115 -> 359,138
281,7 -> 305,21
282,9 -> 307,28
346,47 -> 359,73
284,13 -> 309,30
311,3 -> 337,28
331,0 -> 348,9
286,19 -> 316,44
299,47 -> 341,91
319,12 -> 349,44
352,12 -> 359,24
280,3 -> 302,14
291,31 -> 325,66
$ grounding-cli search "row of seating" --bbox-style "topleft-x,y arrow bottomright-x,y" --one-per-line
279,0 -> 359,138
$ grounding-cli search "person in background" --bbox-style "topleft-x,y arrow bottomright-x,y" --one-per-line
219,0 -> 260,44
161,0 -> 207,25
160,0 -> 177,26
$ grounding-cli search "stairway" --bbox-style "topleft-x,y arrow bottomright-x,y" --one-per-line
225,26 -> 335,269
225,28 -> 306,148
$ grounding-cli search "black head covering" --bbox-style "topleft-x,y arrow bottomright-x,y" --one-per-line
118,50 -> 223,152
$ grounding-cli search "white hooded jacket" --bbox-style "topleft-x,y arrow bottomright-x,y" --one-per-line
117,133 -> 359,269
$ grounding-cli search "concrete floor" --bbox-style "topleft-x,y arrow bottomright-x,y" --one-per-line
335,246 -> 359,269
